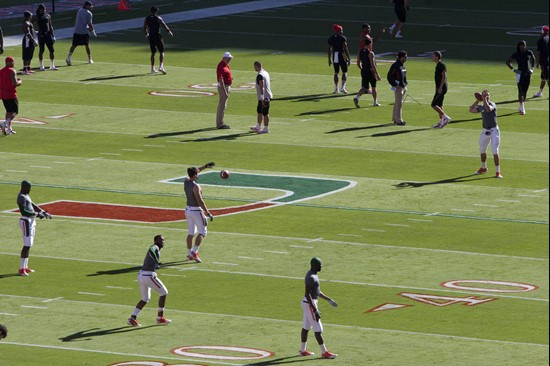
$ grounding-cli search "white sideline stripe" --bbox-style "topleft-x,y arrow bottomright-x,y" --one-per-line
338,234 -> 362,237
121,149 -> 143,152
5,170 -> 28,173
264,250 -> 289,255
0,313 -> 18,316
106,286 -> 132,290
20,305 -> 48,309
384,223 -> 410,227
238,256 -> 265,260
474,204 -> 499,208
42,297 -> 63,303
77,292 -> 105,297
29,166 -> 51,169
362,228 -> 386,232
496,199 -> 521,203
407,218 -> 433,222
0,294 -> 547,348
0,218 -> 546,261
99,153 -> 122,156
213,262 -> 240,266
143,144 -> 165,148
0,342 -> 239,366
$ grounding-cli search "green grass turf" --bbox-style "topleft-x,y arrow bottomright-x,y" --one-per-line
0,0 -> 548,365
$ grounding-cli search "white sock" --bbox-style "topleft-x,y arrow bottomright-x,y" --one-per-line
40,60 -> 44,68
320,344 -> 328,353
160,63 -> 164,69
481,161 -> 487,169
496,165 -> 501,173
374,99 -> 378,104
50,59 -> 55,67
20,258 -> 26,270
256,123 -> 261,129
192,245 -> 200,254
300,342 -> 307,352
396,31 -> 402,36
131,308 -> 141,317
334,84 -> 338,91
341,82 -> 346,90
187,249 -> 193,256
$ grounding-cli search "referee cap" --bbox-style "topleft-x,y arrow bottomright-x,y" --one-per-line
223,52 -> 233,59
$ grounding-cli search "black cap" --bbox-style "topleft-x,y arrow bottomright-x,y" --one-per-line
21,180 -> 31,188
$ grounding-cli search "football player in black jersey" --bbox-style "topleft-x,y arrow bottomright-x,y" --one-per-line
144,6 -> 173,74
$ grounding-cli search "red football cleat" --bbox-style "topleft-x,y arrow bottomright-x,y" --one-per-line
24,268 -> 35,273
18,269 -> 28,276
191,252 -> 202,263
322,351 -> 338,359
495,172 -> 503,179
475,167 -> 487,175
299,350 -> 314,356
156,317 -> 172,325
127,317 -> 141,327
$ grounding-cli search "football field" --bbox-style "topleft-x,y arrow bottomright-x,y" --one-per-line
0,0 -> 548,365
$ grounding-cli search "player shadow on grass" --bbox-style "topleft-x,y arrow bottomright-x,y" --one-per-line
275,93 -> 350,102
297,107 -> 357,116
496,97 -> 549,105
361,127 -> 432,137
180,132 -> 259,143
243,355 -> 315,365
446,111 -> 517,125
394,174 -> 493,188
87,260 -> 191,276
146,127 -> 218,138
0,273 -> 21,279
80,74 -> 148,81
59,325 -> 155,342
325,123 -> 393,134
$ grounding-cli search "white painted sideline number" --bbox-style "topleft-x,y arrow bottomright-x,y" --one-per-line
440,280 -> 538,293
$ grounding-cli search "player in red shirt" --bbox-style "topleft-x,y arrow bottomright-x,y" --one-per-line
0,57 -> 23,135
216,52 -> 233,129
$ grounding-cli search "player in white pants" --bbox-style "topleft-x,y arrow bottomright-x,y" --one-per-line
128,235 -> 171,326
17,180 -> 52,276
469,90 -> 503,179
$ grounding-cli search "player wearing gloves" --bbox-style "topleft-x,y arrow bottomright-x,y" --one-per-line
128,235 -> 171,327
17,180 -> 52,276
184,162 -> 215,263
300,257 -> 338,359
506,40 -> 535,115
66,1 -> 96,66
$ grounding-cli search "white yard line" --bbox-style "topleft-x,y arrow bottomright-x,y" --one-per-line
77,292 -> 105,296
5,170 -> 28,173
238,256 -> 265,260
106,286 -> 132,290
407,218 -> 432,222
362,228 -> 386,232
289,245 -> 314,248
42,297 -> 64,303
0,294 -> 547,349
474,204 -> 499,208
384,223 -> 410,227
20,305 -> 48,309
212,262 -> 240,266
264,250 -> 289,255
0,313 -> 19,316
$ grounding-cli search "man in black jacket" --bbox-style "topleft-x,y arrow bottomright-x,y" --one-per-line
387,50 -> 408,125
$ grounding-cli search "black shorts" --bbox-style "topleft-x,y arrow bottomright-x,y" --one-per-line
395,6 -> 407,22
38,33 -> 55,54
257,100 -> 270,116
72,33 -> 90,46
333,62 -> 348,74
541,63 -> 549,81
3,98 -> 19,114
431,90 -> 447,107
361,71 -> 377,89
149,34 -> 165,53
22,38 -> 35,61
517,73 -> 531,95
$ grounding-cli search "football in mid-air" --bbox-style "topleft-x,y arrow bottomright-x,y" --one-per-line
220,170 -> 230,179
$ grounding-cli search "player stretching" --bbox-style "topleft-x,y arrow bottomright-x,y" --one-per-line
184,162 -> 215,263
328,24 -> 350,94
128,235 -> 171,326
144,6 -> 173,74
300,257 -> 338,359
17,180 -> 52,276
469,90 -> 503,179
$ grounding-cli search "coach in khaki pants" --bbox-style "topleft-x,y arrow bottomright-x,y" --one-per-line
387,50 -> 408,126
216,52 -> 233,129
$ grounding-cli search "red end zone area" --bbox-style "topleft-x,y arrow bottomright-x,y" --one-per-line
6,200 -> 275,223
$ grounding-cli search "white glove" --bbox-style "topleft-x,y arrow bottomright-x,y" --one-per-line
328,299 -> 338,308
43,211 -> 52,219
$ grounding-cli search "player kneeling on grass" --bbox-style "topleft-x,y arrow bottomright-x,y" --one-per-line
17,180 -> 52,276
300,257 -> 338,359
469,90 -> 503,179
128,235 -> 171,326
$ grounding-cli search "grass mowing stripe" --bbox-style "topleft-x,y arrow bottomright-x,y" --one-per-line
0,183 -> 546,225
1,217 -> 546,261
0,254 -> 545,301
0,294 -> 547,348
